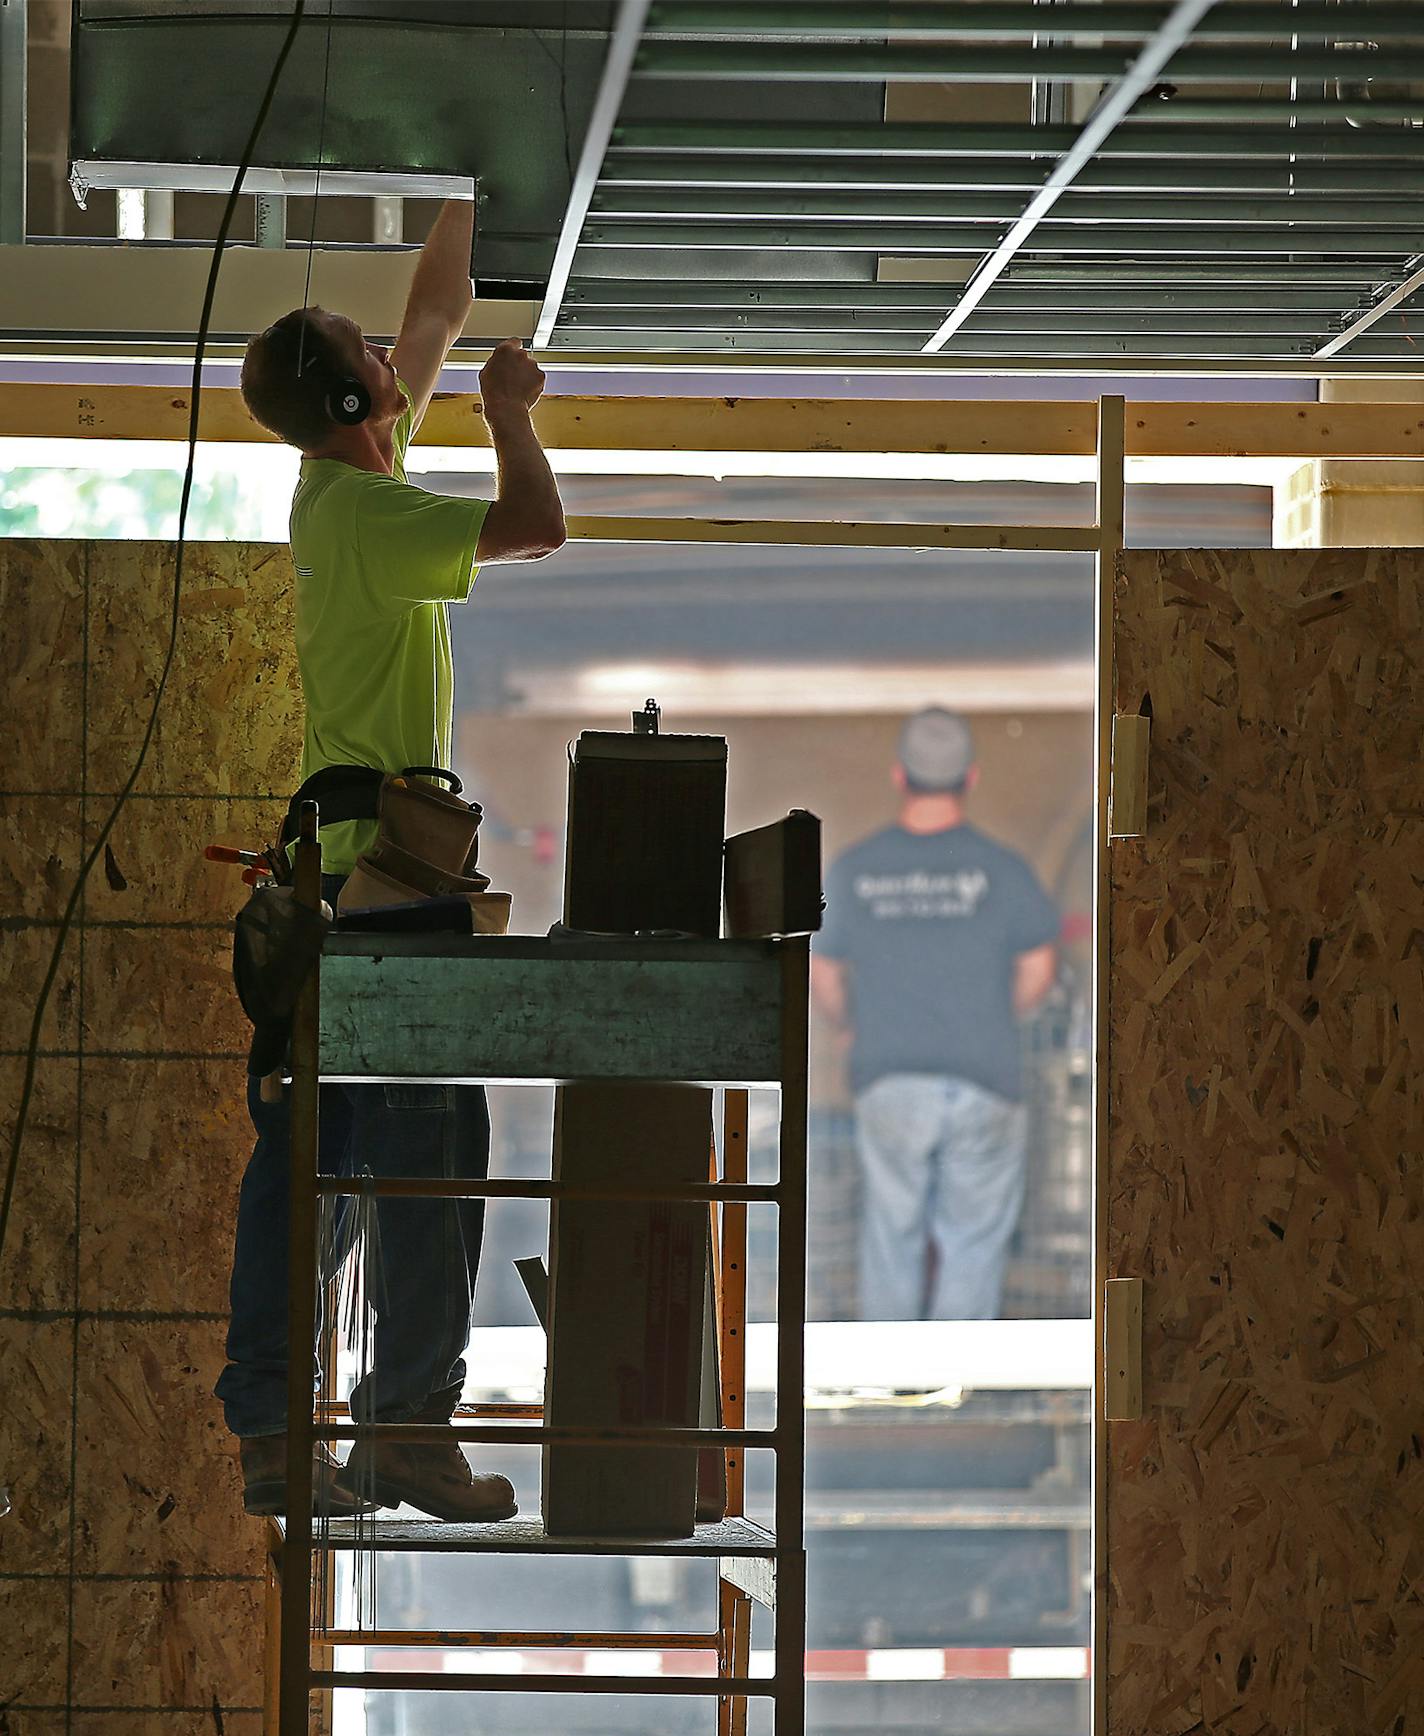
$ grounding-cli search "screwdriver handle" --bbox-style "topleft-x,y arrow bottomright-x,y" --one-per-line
206,844 -> 264,867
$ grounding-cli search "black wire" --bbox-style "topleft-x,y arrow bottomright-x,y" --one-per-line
532,6 -> 574,193
297,0 -> 337,374
558,4 -> 572,196
0,0 -> 309,1274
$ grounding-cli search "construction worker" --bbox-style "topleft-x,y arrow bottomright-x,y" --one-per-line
214,200 -> 565,1518
812,709 -> 1059,1322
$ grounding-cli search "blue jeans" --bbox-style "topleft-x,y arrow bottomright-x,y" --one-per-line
854,1073 -> 1028,1321
215,874 -> 491,1437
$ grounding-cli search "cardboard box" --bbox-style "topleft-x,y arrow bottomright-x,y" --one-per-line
543,1083 -> 712,1537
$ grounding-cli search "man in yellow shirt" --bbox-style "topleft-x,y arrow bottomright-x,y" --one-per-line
215,200 -> 565,1520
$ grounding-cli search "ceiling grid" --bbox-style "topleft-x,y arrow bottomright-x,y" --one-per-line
540,0 -> 1424,361
56,1 -> 1424,367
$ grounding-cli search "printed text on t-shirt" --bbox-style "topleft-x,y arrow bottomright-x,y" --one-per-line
853,867 -> 990,920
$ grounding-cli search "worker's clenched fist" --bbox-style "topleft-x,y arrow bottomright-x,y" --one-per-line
479,336 -> 546,415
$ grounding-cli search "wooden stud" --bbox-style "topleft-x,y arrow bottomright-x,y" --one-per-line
279,806 -> 321,1736
1103,1277 -> 1144,1422
1093,395 -> 1126,1736
1109,713 -> 1151,839
773,940 -> 811,1736
722,1089 -> 750,1518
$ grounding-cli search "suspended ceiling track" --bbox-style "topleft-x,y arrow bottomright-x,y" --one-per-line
532,0 -> 1424,364
533,0 -> 653,349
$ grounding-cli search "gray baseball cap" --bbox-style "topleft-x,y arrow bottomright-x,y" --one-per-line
898,708 -> 975,791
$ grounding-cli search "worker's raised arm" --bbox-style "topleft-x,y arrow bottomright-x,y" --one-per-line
810,953 -> 850,1029
475,338 -> 567,565
1012,941 -> 1056,1016
390,199 -> 476,431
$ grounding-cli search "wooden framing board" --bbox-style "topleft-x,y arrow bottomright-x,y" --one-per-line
1105,547 -> 1424,1733
1093,399 -> 1126,1736
8,383 -> 1424,461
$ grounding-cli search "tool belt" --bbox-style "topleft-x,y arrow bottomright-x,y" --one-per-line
234,764 -> 512,1080
279,763 -> 512,933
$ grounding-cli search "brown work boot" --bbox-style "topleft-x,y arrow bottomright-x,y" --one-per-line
239,1435 -> 380,1518
346,1430 -> 517,1523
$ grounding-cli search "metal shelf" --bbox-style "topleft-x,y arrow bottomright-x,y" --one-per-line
281,1514 -> 778,1608
277,821 -> 810,1732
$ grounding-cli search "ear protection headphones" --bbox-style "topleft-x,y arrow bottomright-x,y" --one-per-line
325,372 -> 371,427
294,317 -> 371,427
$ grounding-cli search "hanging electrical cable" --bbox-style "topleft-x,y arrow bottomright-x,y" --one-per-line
296,0 -> 337,370
0,0 -> 309,1272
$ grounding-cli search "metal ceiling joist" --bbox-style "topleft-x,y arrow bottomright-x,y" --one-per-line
1005,262 -> 1392,283
1138,98 -> 1424,121
0,0 -> 24,246
608,119 -> 1424,160
590,188 -> 1424,225
1323,338 -> 1424,356
631,39 -> 1416,81
921,0 -> 1221,352
563,281 -> 1370,311
560,307 -> 1353,336
532,0 -> 651,349
1316,260 -> 1424,360
643,2 -> 1424,40
582,221 -> 1422,255
551,327 -> 1341,357
598,157 -> 1424,195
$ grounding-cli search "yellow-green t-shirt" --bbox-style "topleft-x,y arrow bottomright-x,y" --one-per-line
290,380 -> 490,875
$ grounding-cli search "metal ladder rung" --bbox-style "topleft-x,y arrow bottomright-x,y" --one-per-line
316,1627 -> 718,1648
311,1667 -> 774,1697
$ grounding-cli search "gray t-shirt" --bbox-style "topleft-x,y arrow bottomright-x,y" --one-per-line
818,822 -> 1059,1102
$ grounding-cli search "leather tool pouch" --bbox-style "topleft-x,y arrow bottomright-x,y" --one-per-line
279,764 -> 512,931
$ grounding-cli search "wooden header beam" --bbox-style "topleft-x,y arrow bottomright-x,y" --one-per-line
6,383 -> 1424,460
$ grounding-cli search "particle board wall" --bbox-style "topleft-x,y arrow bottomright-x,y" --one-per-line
0,538 -> 301,1732
1107,548 -> 1424,1734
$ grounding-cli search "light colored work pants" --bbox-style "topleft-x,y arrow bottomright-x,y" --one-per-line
854,1072 -> 1028,1321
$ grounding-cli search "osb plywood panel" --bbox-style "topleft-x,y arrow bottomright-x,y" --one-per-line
84,541 -> 302,796
0,796 -> 83,919
0,1319 -> 74,1572
79,1061 -> 250,1314
0,1061 -> 77,1312
1,540 -> 297,1722
0,541 -> 85,791
1,936 -> 79,1053
75,1319 -> 258,1576
0,1578 -> 70,1705
80,926 -> 248,1058
1,1721 -> 263,1736
70,1577 -> 265,1708
87,795 -> 286,924
1108,548 -> 1424,1736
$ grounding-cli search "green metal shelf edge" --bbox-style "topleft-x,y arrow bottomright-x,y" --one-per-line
321,933 -> 781,963
317,937 -> 788,1085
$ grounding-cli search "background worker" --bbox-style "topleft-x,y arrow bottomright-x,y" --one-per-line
812,709 -> 1059,1321
214,199 -> 565,1519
